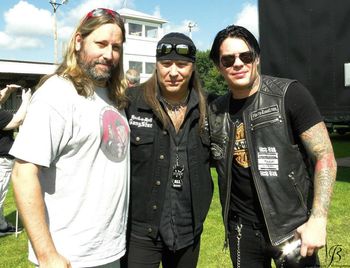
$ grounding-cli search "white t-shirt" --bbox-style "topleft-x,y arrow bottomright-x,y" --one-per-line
10,75 -> 130,267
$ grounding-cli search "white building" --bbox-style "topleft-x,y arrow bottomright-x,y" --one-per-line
119,8 -> 167,82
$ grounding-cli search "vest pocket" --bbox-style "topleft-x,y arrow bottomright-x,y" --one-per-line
250,116 -> 283,131
288,171 -> 308,212
130,130 -> 154,161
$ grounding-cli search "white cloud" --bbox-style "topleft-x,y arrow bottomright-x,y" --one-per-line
1,1 -> 49,50
0,31 -> 43,49
51,0 -> 124,44
58,25 -> 75,41
234,3 -> 259,39
4,0 -> 52,36
64,0 -> 124,25
1,0 -> 125,51
0,32 -> 11,47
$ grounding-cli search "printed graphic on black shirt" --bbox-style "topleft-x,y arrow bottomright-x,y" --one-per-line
232,120 -> 279,177
233,121 -> 250,168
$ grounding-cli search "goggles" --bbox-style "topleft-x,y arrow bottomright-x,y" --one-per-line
156,43 -> 196,58
84,8 -> 120,22
220,51 -> 255,68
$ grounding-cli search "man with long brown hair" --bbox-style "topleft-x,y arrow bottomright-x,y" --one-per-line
10,8 -> 130,268
122,32 -> 213,268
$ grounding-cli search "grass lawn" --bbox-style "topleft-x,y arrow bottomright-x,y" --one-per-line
1,134 -> 349,267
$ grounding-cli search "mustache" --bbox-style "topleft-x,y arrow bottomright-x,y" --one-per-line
93,60 -> 116,68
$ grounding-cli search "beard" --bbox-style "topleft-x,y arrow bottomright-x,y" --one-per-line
79,58 -> 116,83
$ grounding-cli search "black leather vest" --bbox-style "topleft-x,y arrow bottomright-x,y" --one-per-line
209,75 -> 314,246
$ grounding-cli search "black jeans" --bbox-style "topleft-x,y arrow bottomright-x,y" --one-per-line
120,234 -> 200,268
228,215 -> 320,268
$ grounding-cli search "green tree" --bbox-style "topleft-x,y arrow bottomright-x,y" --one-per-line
196,50 -> 227,96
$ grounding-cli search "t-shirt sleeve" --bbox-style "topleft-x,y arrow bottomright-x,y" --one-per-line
0,110 -> 13,129
10,84 -> 72,167
285,81 -> 323,136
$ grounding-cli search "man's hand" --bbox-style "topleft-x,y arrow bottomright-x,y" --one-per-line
298,122 -> 337,257
21,88 -> 32,103
296,216 -> 327,257
0,84 -> 22,104
39,253 -> 71,268
6,84 -> 22,92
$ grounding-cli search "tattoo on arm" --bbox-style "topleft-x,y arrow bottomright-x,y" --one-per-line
300,122 -> 337,218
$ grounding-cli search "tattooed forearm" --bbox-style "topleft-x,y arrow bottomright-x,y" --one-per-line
300,122 -> 337,218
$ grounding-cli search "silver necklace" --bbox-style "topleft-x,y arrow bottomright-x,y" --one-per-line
160,92 -> 189,112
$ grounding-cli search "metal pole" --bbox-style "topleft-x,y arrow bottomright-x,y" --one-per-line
53,9 -> 58,64
188,22 -> 196,39
49,0 -> 62,64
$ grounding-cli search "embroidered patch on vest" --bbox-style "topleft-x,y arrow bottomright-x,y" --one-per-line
250,104 -> 279,121
257,146 -> 279,177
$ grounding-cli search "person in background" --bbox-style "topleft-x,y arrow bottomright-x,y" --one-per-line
208,25 -> 337,268
0,84 -> 21,105
10,8 -> 130,268
122,32 -> 213,268
0,84 -> 31,237
125,68 -> 140,88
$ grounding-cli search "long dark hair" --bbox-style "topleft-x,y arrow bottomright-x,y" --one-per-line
141,65 -> 207,131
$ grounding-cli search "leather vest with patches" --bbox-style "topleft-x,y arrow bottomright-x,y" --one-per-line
209,75 -> 314,246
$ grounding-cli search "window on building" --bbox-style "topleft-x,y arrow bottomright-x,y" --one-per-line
129,23 -> 142,36
129,61 -> 143,74
145,26 -> 158,38
145,62 -> 155,74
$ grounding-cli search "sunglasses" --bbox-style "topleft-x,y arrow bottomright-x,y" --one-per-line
220,51 -> 255,68
84,8 -> 120,21
156,43 -> 196,57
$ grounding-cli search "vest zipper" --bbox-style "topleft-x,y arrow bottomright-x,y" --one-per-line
288,171 -> 308,211
250,116 -> 282,131
243,112 -> 277,245
222,118 -> 236,249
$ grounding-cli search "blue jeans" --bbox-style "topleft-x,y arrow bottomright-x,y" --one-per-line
0,156 -> 14,228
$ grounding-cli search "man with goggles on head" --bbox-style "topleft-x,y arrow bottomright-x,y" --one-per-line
10,8 -> 130,268
208,25 -> 336,268
122,32 -> 213,268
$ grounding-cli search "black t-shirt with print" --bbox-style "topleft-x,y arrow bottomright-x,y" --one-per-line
229,81 -> 323,223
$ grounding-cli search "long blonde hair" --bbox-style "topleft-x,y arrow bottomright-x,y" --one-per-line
141,65 -> 207,132
37,10 -> 128,109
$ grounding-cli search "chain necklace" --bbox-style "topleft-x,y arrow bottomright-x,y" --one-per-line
160,91 -> 189,112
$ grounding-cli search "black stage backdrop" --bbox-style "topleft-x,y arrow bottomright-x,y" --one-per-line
259,0 -> 350,123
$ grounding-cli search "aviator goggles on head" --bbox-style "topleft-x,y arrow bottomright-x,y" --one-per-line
156,43 -> 196,58
220,51 -> 255,68
84,8 -> 121,22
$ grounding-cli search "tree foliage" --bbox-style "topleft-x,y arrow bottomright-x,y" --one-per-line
196,50 -> 227,96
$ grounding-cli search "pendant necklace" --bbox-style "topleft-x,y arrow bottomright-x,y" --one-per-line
160,91 -> 189,113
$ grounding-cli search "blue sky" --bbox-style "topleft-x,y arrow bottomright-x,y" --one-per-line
0,0 -> 258,63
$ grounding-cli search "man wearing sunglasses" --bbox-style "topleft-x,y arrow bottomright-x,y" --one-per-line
10,8 -> 129,268
122,32 -> 213,268
208,25 -> 336,268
